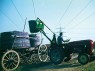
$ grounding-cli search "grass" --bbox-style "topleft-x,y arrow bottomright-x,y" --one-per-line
74,61 -> 95,71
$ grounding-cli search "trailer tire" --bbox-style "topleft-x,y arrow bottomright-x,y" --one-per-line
1,50 -> 20,71
38,44 -> 48,62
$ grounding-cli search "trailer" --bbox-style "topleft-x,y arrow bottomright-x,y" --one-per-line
0,20 -> 48,71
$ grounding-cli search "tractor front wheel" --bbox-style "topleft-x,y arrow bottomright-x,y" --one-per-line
78,53 -> 89,65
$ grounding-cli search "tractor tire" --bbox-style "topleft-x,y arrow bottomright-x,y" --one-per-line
78,53 -> 89,65
49,47 -> 65,65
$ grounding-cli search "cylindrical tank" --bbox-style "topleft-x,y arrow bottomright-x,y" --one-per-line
0,31 -> 30,50
28,20 -> 39,33
29,34 -> 41,47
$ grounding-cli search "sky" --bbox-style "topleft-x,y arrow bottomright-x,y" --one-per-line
0,0 -> 95,44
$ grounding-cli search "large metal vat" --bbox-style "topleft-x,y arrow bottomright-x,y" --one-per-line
29,34 -> 40,47
0,31 -> 30,50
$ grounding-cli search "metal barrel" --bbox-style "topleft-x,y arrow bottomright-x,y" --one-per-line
28,20 -> 40,33
0,32 -> 13,50
29,34 -> 40,47
0,31 -> 30,50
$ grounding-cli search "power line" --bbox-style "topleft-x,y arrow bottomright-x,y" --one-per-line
0,10 -> 20,30
65,0 -> 93,28
32,0 -> 37,19
11,0 -> 29,31
56,0 -> 72,37
67,11 -> 95,32
57,0 -> 73,25
11,0 -> 24,23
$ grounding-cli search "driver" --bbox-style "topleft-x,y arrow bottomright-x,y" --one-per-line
57,32 -> 71,62
57,32 -> 69,45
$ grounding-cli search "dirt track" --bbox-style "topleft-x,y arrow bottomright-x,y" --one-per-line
15,58 -> 81,71
2,58 -> 95,71
0,54 -> 81,71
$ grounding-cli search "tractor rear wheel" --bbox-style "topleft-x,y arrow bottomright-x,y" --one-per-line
49,47 -> 65,65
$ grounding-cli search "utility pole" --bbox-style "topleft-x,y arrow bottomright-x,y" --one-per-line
23,17 -> 27,32
56,26 -> 66,37
56,26 -> 64,33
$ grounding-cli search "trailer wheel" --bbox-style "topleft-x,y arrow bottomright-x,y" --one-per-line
38,44 -> 48,62
78,53 -> 89,65
1,50 -> 20,71
49,47 -> 65,65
